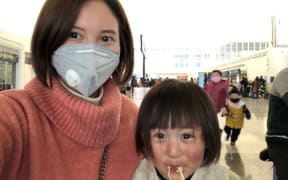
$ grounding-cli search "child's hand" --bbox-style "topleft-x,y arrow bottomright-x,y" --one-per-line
243,106 -> 251,119
221,107 -> 228,116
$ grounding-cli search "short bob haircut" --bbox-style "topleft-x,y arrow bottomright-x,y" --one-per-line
135,79 -> 221,166
31,0 -> 134,87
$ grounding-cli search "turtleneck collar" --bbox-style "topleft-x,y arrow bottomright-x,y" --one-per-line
24,77 -> 121,147
59,78 -> 104,105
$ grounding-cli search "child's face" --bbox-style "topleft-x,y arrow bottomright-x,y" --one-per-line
230,93 -> 241,103
150,127 -> 205,180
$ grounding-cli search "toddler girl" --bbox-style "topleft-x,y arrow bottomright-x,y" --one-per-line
133,79 -> 240,180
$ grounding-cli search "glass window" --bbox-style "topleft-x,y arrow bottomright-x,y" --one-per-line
226,44 -> 230,52
0,53 -> 17,90
261,42 -> 266,49
232,42 -> 236,52
244,42 -> 248,50
237,42 -> 242,51
255,42 -> 260,50
249,42 -> 254,51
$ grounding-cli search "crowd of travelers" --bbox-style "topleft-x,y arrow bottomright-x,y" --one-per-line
120,73 -> 268,100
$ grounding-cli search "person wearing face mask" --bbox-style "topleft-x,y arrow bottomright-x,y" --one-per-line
204,70 -> 228,132
222,88 -> 251,146
204,70 -> 228,113
0,0 -> 141,179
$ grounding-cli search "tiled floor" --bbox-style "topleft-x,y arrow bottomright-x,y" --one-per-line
219,97 -> 273,180
131,87 -> 273,180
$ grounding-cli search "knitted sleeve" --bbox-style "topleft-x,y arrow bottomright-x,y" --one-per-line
0,93 -> 25,178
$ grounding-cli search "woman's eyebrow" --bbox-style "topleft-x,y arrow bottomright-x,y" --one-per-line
71,25 -> 85,31
100,30 -> 117,35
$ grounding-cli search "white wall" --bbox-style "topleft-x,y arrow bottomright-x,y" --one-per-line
207,47 -> 288,92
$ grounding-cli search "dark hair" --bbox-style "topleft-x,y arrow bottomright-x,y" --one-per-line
211,70 -> 222,76
31,0 -> 134,87
229,87 -> 240,96
135,79 -> 221,166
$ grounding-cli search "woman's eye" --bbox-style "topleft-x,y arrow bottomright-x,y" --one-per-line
101,36 -> 114,42
69,32 -> 81,39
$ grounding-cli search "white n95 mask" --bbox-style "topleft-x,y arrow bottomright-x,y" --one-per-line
52,44 -> 120,97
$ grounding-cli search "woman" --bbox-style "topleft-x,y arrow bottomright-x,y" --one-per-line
0,0 -> 140,179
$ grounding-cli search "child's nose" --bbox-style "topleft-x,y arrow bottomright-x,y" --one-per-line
166,139 -> 182,158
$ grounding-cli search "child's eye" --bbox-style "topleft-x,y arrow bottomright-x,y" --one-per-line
180,133 -> 194,140
151,130 -> 167,143
151,132 -> 167,143
69,31 -> 81,39
155,132 -> 165,139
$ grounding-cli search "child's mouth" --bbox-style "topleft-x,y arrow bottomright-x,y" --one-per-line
169,166 -> 178,172
167,166 -> 185,180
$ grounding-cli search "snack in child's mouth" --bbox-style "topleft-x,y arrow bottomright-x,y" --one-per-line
167,166 -> 185,180
177,166 -> 185,180
167,166 -> 172,180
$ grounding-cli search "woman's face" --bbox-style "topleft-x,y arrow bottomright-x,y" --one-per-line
64,1 -> 120,53
150,127 -> 205,180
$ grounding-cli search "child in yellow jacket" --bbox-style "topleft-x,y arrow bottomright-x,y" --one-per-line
222,88 -> 251,145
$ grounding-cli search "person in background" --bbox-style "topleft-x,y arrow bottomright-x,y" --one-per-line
204,70 -> 227,113
0,0 -> 140,179
266,68 -> 288,180
204,70 -> 228,132
131,75 -> 138,96
240,77 -> 248,97
222,88 -> 251,146
252,76 -> 259,98
133,79 -> 240,180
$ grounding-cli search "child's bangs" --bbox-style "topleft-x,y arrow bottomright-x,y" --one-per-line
148,100 -> 201,130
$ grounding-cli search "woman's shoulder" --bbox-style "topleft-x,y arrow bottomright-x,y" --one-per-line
0,89 -> 30,101
120,94 -> 139,120
0,89 -> 31,150
0,89 -> 32,112
0,88 -> 32,113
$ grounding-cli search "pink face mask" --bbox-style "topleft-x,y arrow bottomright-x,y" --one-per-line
211,76 -> 221,83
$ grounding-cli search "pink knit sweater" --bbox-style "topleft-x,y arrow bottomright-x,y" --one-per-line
0,78 -> 140,180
